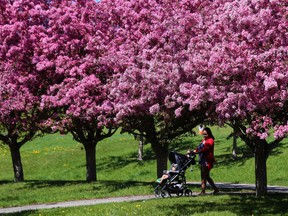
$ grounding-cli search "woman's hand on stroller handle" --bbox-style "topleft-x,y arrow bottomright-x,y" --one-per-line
186,149 -> 196,157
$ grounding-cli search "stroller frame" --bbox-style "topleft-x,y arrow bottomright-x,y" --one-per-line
154,151 -> 196,198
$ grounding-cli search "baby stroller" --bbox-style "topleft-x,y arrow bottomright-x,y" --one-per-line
154,151 -> 196,198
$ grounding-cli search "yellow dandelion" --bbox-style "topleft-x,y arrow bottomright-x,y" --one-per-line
32,150 -> 40,154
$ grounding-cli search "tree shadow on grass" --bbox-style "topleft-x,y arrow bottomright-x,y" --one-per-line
163,193 -> 288,216
5,179 -> 154,192
93,180 -> 154,193
0,181 -> 12,185
169,140 -> 194,153
97,155 -> 142,171
216,152 -> 254,167
216,141 -> 288,168
1,211 -> 38,216
17,180 -> 87,189
269,141 -> 288,156
97,149 -> 155,172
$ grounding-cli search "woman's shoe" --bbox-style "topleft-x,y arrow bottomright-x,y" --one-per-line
213,188 -> 219,194
198,191 -> 206,195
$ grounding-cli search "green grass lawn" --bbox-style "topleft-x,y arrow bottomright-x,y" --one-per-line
0,126 -> 287,215
6,193 -> 288,216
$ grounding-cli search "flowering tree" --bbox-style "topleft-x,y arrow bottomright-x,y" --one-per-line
0,0 -> 54,182
211,0 -> 288,196
39,0 -> 118,182
0,79 -> 39,182
104,0 -> 215,177
0,0 -> 117,182
177,0 -> 288,196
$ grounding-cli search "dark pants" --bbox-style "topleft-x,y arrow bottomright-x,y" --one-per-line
200,165 -> 218,193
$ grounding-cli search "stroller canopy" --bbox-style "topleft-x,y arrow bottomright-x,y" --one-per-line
169,151 -> 190,171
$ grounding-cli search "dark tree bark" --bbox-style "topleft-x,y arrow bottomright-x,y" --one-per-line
9,145 -> 24,182
83,143 -> 97,182
254,139 -> 268,196
151,141 -> 169,178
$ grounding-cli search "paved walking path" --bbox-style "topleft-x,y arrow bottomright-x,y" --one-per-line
0,182 -> 287,214
188,182 -> 288,194
0,195 -> 156,214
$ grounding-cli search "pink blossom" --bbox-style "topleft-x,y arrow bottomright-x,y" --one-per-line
149,104 -> 160,115
263,77 -> 278,91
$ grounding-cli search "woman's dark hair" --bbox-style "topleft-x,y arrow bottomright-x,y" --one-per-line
204,127 -> 215,140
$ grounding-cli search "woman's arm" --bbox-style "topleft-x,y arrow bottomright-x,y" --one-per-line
198,139 -> 213,153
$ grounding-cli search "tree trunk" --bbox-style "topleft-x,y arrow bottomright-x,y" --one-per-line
84,143 -> 97,182
138,135 -> 144,161
151,141 -> 169,178
232,131 -> 237,159
9,145 -> 24,182
254,140 -> 268,196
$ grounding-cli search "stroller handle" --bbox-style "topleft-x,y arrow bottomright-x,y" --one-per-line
186,152 -> 196,159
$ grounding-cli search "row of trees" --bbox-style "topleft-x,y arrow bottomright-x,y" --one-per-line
0,0 -> 287,196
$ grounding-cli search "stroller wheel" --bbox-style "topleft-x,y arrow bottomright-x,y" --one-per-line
154,189 -> 161,197
176,191 -> 183,197
184,189 -> 193,197
161,190 -> 170,198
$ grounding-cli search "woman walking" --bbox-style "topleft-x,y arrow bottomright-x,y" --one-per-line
187,127 -> 219,195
